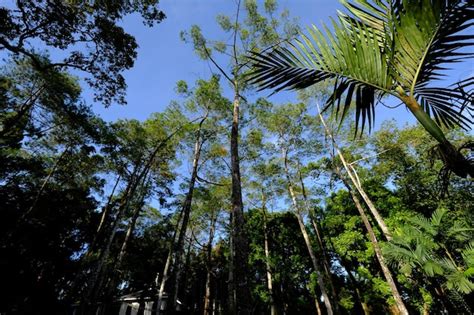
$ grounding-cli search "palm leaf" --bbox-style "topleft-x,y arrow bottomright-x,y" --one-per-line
338,0 -> 390,47
246,0 -> 474,135
391,0 -> 474,128
247,16 -> 391,134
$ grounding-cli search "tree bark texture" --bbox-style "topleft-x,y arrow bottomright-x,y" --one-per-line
316,109 -> 392,241
332,163 -> 409,315
282,148 -> 335,315
229,90 -> 251,314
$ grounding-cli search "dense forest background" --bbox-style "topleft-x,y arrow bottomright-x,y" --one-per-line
0,1 -> 473,315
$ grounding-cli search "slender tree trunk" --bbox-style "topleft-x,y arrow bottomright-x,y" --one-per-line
176,234 -> 194,310
204,209 -> 217,315
227,215 -> 236,314
70,175 -> 122,298
22,145 -> 69,221
168,115 -> 207,312
297,164 -> 338,307
230,86 -> 251,314
297,165 -> 331,275
314,294 -> 323,315
85,174 -> 122,261
156,176 -> 198,314
282,148 -> 335,315
261,193 -> 277,315
105,181 -> 149,296
157,246 -> 173,314
83,165 -> 142,308
96,175 -> 122,238
85,188 -> 129,303
316,108 -> 392,241
336,253 -> 370,315
0,85 -> 44,138
332,163 -> 409,315
115,192 -> 146,269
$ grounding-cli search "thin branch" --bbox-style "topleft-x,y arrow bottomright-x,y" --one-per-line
348,148 -> 392,166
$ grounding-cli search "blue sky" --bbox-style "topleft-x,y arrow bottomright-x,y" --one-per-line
4,0 -> 471,128
92,0 -> 344,121
88,0 -> 472,131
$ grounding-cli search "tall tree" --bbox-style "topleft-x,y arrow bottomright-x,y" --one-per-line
182,1 -> 298,312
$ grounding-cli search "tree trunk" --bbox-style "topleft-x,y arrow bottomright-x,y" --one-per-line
227,215 -> 236,314
0,85 -> 44,138
105,181 -> 149,295
261,193 -> 277,315
230,88 -> 251,314
282,148 -> 335,315
203,209 -> 217,315
84,174 -> 122,262
157,246 -> 173,314
337,253 -> 370,315
297,164 -> 338,306
96,175 -> 122,239
175,234 -> 194,310
22,145 -> 69,221
332,163 -> 409,315
157,190 -> 190,314
316,108 -> 392,241
314,292 -> 323,315
83,163 -> 148,308
168,115 -> 207,312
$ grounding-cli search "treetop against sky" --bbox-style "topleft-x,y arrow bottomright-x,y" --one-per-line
2,0 -> 472,129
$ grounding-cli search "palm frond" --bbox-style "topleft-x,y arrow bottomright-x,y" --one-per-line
339,0 -> 390,46
430,207 -> 447,227
416,86 -> 473,130
445,269 -> 474,294
411,1 -> 474,88
247,16 -> 391,134
246,0 -> 474,135
408,215 -> 437,236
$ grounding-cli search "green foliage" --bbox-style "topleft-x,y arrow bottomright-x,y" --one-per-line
0,0 -> 165,105
248,0 -> 473,133
385,207 -> 474,295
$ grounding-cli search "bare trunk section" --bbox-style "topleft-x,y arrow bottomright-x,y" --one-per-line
282,148 -> 335,315
297,164 -> 338,308
157,245 -> 174,314
318,105 -> 408,314
332,163 -> 408,315
203,208 -> 218,315
115,192 -> 146,269
316,107 -> 392,241
314,294 -> 323,315
82,169 -> 139,310
230,88 -> 251,314
168,114 -> 207,312
227,215 -> 236,314
96,175 -> 122,239
70,175 -> 122,298
104,180 -> 149,296
85,175 -> 122,261
261,192 -> 277,315
22,145 -> 69,221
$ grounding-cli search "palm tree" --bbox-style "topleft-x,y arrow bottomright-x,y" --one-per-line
247,0 -> 473,178
384,207 -> 474,312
